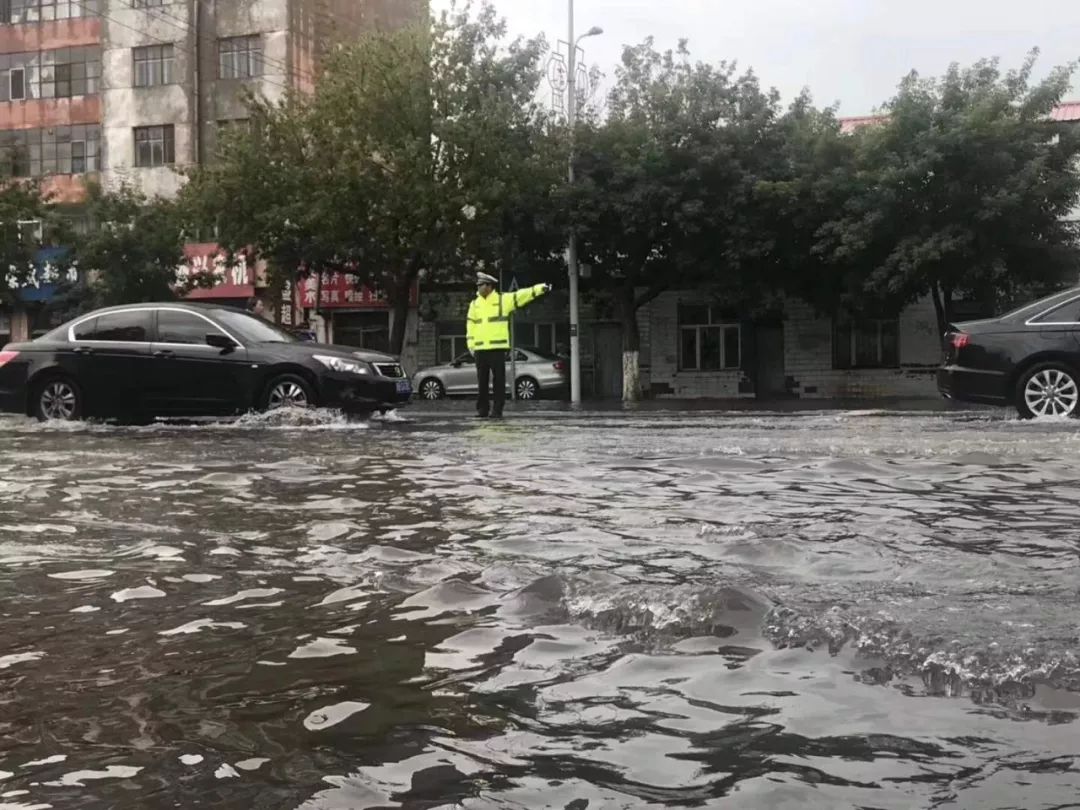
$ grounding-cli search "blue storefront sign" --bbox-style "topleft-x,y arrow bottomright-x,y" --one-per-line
5,247 -> 79,303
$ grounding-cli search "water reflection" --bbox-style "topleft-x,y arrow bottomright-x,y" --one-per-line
1,407 -> 1079,808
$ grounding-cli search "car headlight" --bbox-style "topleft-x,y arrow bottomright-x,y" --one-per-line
314,354 -> 370,375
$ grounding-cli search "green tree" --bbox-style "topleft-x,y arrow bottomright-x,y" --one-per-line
181,1 -> 556,354
814,52 -> 1080,335
76,183 -> 187,308
0,179 -> 70,306
309,0 -> 553,351
179,93 -> 323,315
754,92 -> 863,314
570,39 -> 785,400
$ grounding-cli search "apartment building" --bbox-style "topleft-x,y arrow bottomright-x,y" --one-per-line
0,0 -> 425,342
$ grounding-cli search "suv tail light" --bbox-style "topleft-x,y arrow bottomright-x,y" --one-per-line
0,350 -> 19,369
949,332 -> 970,349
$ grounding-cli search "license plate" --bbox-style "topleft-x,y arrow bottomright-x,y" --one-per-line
396,380 -> 412,394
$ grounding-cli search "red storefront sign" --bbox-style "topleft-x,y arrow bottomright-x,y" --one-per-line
179,243 -> 256,299
294,271 -> 419,310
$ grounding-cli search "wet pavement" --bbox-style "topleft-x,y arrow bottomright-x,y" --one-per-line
1,404 -> 1080,809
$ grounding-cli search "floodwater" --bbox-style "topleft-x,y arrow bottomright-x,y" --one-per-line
1,404 -> 1080,809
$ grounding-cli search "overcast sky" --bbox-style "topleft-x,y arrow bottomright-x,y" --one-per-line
433,0 -> 1079,116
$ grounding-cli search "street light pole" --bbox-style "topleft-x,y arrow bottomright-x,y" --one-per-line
565,1 -> 601,405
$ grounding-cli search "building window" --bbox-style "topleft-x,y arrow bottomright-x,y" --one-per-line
17,219 -> 42,243
436,322 -> 467,364
0,134 -> 30,177
0,0 -> 96,23
1,125 -> 101,177
219,36 -> 262,80
70,139 -> 86,173
4,0 -> 36,23
514,321 -> 568,356
39,48 -> 100,99
39,0 -> 97,20
833,318 -> 900,369
131,0 -> 168,6
9,68 -> 25,101
134,125 -> 175,168
133,45 -> 174,87
0,47 -> 101,102
678,304 -> 741,371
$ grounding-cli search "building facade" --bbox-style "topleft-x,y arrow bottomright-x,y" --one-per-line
406,286 -> 944,401
1,0 -> 425,341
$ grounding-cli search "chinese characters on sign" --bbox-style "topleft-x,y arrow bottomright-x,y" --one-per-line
177,254 -> 250,287
280,280 -> 293,326
294,272 -> 419,310
179,243 -> 257,299
5,262 -> 78,291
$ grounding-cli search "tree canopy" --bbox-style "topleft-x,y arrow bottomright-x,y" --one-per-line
791,50 -> 1080,334
74,183 -> 187,308
568,39 -> 786,397
0,179 -> 71,307
179,0 -> 557,353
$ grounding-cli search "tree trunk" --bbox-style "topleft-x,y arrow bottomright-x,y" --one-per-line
930,282 -> 956,340
616,286 -> 641,402
388,272 -> 416,356
930,283 -> 947,340
390,299 -> 409,356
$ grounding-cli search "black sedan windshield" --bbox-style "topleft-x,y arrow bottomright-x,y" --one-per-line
211,309 -> 299,344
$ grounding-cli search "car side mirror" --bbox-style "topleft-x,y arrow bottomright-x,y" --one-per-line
452,361 -> 462,368
206,333 -> 236,351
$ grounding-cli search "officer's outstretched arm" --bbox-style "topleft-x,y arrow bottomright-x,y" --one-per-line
503,284 -> 552,314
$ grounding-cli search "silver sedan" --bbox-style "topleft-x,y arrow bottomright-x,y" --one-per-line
412,347 -> 568,401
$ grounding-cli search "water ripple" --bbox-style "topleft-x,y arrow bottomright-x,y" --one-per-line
2,407 -> 1079,808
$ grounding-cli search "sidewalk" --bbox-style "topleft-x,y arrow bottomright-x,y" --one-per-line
406,395 -> 993,415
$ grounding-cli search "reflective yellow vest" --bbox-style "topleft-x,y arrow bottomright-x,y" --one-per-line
466,284 -> 548,352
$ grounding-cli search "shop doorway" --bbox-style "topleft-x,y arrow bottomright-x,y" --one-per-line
754,323 -> 788,398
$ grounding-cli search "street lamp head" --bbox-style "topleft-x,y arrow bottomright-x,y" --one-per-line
584,26 -> 603,37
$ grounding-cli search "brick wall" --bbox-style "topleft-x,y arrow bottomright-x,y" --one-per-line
415,290 -> 468,370
413,286 -> 944,400
636,299 -> 652,392
783,296 -> 941,399
646,292 -> 752,399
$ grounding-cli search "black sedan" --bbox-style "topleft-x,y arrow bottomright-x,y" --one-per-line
938,286 -> 1080,418
0,303 -> 412,422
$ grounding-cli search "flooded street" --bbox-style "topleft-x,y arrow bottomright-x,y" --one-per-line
2,405 -> 1080,809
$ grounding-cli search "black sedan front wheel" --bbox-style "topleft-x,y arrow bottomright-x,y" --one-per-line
261,374 -> 315,412
34,376 -> 83,422
1016,363 -> 1080,419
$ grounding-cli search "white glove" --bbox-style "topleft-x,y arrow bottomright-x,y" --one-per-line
543,283 -> 553,293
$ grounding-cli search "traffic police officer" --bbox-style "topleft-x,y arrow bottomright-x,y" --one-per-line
467,271 -> 552,418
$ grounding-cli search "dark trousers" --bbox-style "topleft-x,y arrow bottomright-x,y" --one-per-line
475,349 -> 506,416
